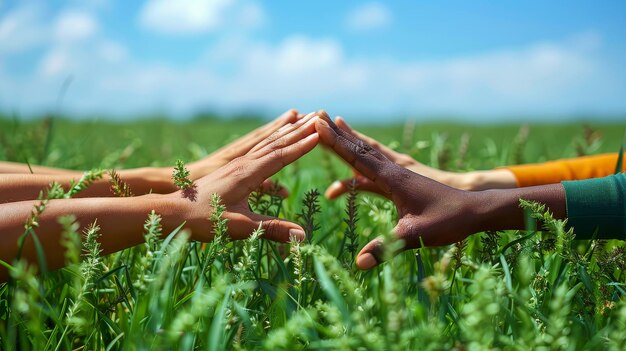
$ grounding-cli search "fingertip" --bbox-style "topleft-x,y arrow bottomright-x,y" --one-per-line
314,119 -> 331,132
315,120 -> 335,146
277,187 -> 290,198
287,109 -> 298,122
325,180 -> 344,200
316,109 -> 331,122
288,228 -> 306,242
299,111 -> 317,123
356,253 -> 377,270
280,109 -> 298,122
335,116 -> 351,131
306,132 -> 320,143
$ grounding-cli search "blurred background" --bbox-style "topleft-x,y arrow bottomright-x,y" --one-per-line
1,0 -> 625,122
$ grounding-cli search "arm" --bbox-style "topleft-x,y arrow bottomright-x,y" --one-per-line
323,116 -> 517,198
0,109 -> 300,201
0,194 -> 188,280
0,112 -> 321,282
504,153 -> 624,187
462,174 -> 625,241
324,117 -> 623,196
315,115 -> 624,270
0,169 -> 175,203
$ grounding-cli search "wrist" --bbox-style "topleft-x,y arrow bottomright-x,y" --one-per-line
470,184 -> 567,233
444,172 -> 476,191
161,191 -> 214,242
119,167 -> 177,194
470,190 -> 507,232
456,190 -> 492,235
461,170 -> 518,191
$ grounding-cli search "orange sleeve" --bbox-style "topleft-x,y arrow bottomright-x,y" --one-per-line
504,153 -> 625,187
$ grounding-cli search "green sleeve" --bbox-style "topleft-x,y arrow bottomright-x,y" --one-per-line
561,173 -> 626,240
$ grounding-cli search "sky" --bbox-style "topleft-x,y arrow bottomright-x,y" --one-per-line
1,0 -> 626,122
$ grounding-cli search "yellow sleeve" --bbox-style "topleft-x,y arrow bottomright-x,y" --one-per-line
504,153 -> 625,187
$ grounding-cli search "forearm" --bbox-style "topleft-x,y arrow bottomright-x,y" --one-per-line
471,173 -> 626,240
0,168 -> 177,202
0,193 -> 192,281
0,161 -> 85,175
426,153 -> 623,191
450,169 -> 518,191
471,183 -> 567,232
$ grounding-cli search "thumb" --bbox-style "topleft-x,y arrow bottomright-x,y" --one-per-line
355,231 -> 409,270
227,211 -> 306,243
325,175 -> 388,200
355,238 -> 385,270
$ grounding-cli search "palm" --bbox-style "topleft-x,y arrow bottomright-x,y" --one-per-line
185,112 -> 322,244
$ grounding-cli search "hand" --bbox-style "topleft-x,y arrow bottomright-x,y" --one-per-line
0,112 -> 323,281
324,116 -> 518,197
324,116 -> 460,199
189,109 -> 305,198
184,112 -> 323,243
189,109 -> 299,177
315,116 -> 477,269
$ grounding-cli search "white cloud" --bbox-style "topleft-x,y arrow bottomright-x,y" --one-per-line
236,2 -> 266,29
0,4 -> 47,54
246,36 -> 343,74
39,48 -> 71,77
95,32 -> 616,118
139,0 -> 234,34
53,10 -> 98,43
346,3 -> 392,31
98,41 -> 127,63
2,24 -> 624,120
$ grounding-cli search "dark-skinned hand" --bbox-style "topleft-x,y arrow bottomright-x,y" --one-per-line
314,113 -> 566,269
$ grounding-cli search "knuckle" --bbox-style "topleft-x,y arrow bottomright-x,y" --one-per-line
265,131 -> 281,145
227,158 -> 250,178
354,139 -> 375,156
269,137 -> 287,150
269,149 -> 286,167
263,219 -> 280,239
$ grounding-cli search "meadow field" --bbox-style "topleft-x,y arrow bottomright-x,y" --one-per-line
0,115 -> 625,350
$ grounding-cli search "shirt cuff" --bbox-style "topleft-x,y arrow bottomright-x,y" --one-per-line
562,174 -> 626,240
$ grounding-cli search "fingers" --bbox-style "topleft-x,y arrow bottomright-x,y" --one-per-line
325,176 -> 388,200
215,117 -> 319,201
355,238 -> 385,270
222,109 -> 299,157
315,119 -> 396,195
335,117 -> 399,161
259,115 -> 320,158
355,234 -> 410,270
249,112 -> 318,153
252,132 -> 319,184
314,109 -> 333,124
227,211 -> 306,243
227,123 -> 320,196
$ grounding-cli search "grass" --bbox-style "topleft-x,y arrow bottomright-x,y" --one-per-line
0,115 -> 625,350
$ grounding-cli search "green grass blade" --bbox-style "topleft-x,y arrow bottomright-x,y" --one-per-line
313,258 -> 350,325
207,288 -> 231,351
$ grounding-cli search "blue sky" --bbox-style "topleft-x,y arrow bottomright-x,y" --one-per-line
1,0 -> 625,121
